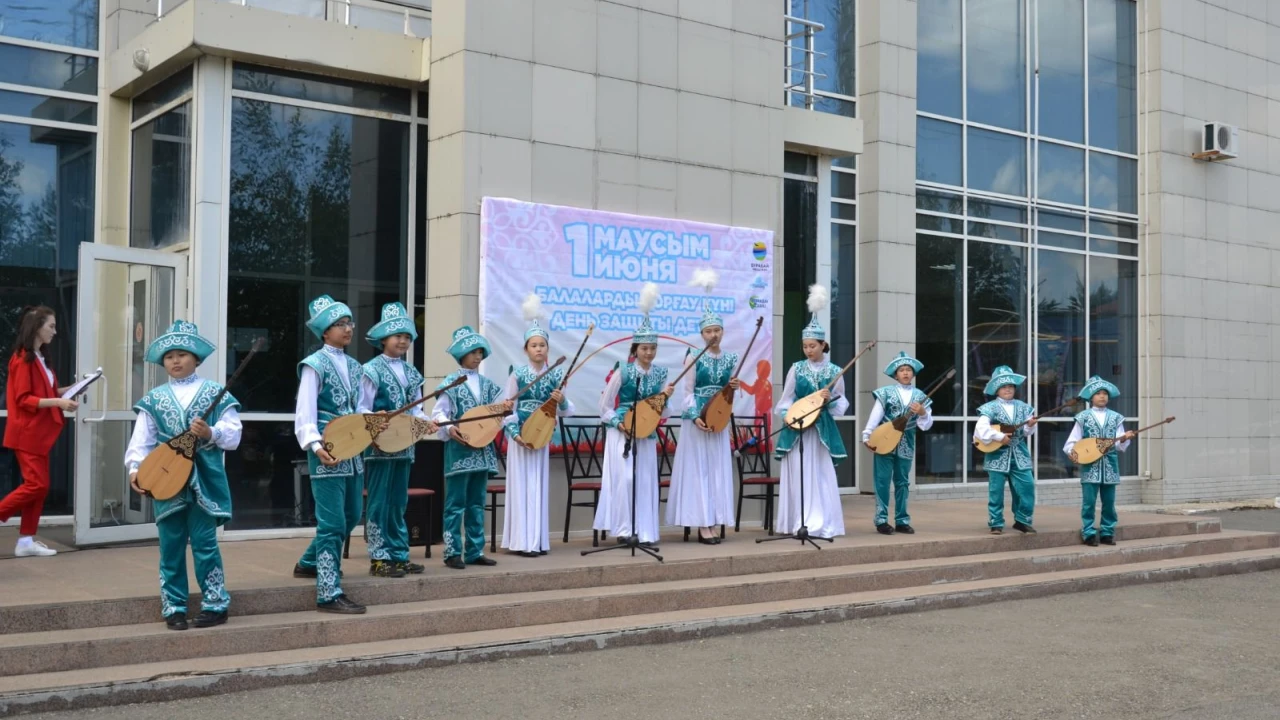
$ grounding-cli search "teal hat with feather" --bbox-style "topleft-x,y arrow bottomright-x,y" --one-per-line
146,320 -> 215,365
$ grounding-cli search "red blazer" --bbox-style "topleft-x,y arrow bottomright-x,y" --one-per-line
4,349 -> 63,456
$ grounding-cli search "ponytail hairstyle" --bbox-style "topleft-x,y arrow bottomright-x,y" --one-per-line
627,343 -> 640,362
12,306 -> 55,363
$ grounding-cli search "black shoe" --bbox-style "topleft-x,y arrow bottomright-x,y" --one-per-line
537,550 -> 548,556
444,556 -> 466,570
293,564 -> 342,579
876,524 -> 894,535
396,561 -> 426,575
1100,535 -> 1116,545
697,535 -> 717,545
467,556 -> 498,566
894,524 -> 915,534
165,613 -> 189,631
193,610 -> 228,628
990,527 -> 1003,535
1013,522 -> 1037,534
370,560 -> 406,578
316,595 -> 366,614
1084,535 -> 1099,546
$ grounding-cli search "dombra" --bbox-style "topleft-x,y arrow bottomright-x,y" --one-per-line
971,400 -> 1076,454
322,376 -> 466,461
699,317 -> 764,434
459,357 -> 566,449
868,368 -> 956,456
782,340 -> 877,431
521,325 -> 595,451
1071,416 -> 1175,465
621,343 -> 712,437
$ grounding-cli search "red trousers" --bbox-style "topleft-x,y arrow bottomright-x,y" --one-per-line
0,451 -> 50,536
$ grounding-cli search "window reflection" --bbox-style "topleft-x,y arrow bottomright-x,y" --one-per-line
0,44 -> 97,95
782,174 -> 817,370
223,421 -> 312,530
1088,151 -> 1137,214
1036,249 -> 1086,410
917,117 -> 962,186
1088,256 -> 1138,417
918,0 -> 962,118
1037,142 -> 1085,206
0,0 -> 99,50
967,128 -> 1026,197
967,0 -> 1026,131
1036,0 -> 1084,143
915,235 -> 964,416
967,241 -> 1027,412
131,102 -> 192,249
916,421 -> 968,484
1087,0 -> 1137,154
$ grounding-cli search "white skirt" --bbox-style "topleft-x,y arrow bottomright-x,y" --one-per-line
501,441 -> 551,553
665,419 -> 736,528
776,432 -> 845,538
593,427 -> 660,543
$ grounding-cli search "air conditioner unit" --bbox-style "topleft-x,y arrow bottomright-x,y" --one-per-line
1192,121 -> 1238,161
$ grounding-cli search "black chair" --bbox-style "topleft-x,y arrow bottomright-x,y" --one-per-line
343,486 -> 435,560
731,414 -> 778,534
559,418 -> 607,546
485,437 -> 508,553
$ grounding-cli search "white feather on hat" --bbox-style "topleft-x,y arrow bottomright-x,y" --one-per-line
806,284 -> 829,313
521,292 -> 544,322
688,268 -> 719,293
638,282 -> 660,313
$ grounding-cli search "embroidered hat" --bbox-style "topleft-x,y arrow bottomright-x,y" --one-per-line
305,294 -> 353,340
146,320 -> 216,365
983,365 -> 1027,396
447,325 -> 491,363
801,284 -> 828,341
1079,375 -> 1120,400
366,302 -> 418,347
522,293 -> 549,343
633,283 -> 660,345
883,351 -> 924,378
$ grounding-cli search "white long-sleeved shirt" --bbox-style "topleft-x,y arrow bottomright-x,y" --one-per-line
356,355 -> 426,418
125,374 -> 243,472
502,364 -> 576,435
599,362 -> 671,427
295,344 -> 354,453
34,350 -> 54,386
432,368 -> 488,440
862,383 -> 934,441
1063,407 -> 1131,454
973,399 -> 1039,443
774,361 -> 850,419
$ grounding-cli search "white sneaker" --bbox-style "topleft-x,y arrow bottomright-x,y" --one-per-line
14,540 -> 57,557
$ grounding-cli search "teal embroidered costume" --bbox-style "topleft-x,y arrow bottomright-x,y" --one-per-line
973,366 -> 1037,531
1065,376 -> 1131,543
863,351 -> 934,530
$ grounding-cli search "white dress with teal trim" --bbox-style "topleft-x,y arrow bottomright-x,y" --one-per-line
593,361 -> 669,544
773,360 -> 848,538
501,362 -> 574,553
666,350 -> 737,528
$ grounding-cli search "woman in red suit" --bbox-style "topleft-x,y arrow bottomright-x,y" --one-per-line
1,306 -> 78,557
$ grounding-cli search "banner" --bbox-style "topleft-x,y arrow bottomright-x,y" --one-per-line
479,198 -> 775,444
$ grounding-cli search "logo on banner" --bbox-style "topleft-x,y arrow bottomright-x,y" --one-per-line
752,241 -> 767,261
748,295 -> 768,310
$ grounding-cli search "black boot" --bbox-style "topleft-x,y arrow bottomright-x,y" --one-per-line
990,527 -> 1003,535
1084,535 -> 1099,546
467,556 -> 498,566
396,561 -> 426,574
1013,521 -> 1037,534
1100,535 -> 1116,545
369,560 -> 407,578
876,524 -> 894,535
193,610 -> 228,628
444,555 -> 466,570
317,595 -> 366,614
894,524 -> 915,534
165,613 -> 189,631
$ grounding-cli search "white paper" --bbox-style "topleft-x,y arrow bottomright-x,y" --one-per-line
62,368 -> 103,399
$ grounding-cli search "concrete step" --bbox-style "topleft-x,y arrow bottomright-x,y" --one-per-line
4,545 -> 1279,717
1,529 -> 1270,678
0,515 -> 1223,636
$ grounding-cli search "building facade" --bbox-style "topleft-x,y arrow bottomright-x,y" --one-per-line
0,0 -> 1275,545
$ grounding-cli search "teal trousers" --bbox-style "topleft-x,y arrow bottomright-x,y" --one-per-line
1080,482 -> 1118,539
873,454 -> 913,527
987,467 -> 1035,528
299,474 -> 363,603
157,506 -> 228,618
364,460 -> 411,563
444,471 -> 488,562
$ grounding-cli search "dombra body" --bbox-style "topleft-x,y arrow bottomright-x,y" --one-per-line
323,375 -> 465,459
521,326 -> 594,450
460,357 -> 566,449
783,339 -> 877,431
1071,416 -> 1175,465
868,367 -> 955,456
972,400 -> 1075,454
699,316 -> 765,433
622,393 -> 669,438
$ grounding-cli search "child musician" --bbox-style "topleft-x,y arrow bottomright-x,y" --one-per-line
431,326 -> 510,569
595,283 -> 674,546
774,285 -> 847,540
973,366 -> 1038,535
863,351 -> 934,535
125,321 -> 241,631
293,295 -> 367,614
358,302 -> 435,577
502,294 -> 572,557
1064,376 -> 1134,546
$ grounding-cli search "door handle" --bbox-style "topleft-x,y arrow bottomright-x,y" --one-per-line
82,371 -> 108,424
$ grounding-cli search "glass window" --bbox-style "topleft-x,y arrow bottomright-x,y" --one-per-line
1037,142 -> 1086,206
0,43 -> 97,95
1087,256 -> 1138,417
967,128 -> 1026,197
791,0 -> 856,101
967,0 -> 1026,131
1036,0 -> 1084,143
831,170 -> 856,200
416,90 -> 429,119
1088,217 -> 1137,239
227,97 -> 410,413
917,421 -> 968,483
0,420 -> 73,515
131,102 -> 192,249
1035,419 -> 1077,480
1036,249 -> 1086,411
968,198 -> 1028,224
1037,231 -> 1086,251
1089,238 -> 1137,257
782,174 -> 817,370
132,68 -> 194,121
917,214 -> 964,234
0,0 -> 99,50
917,117 -> 962,186
968,222 -> 1026,243
917,188 -> 963,214
1038,209 -> 1086,233
784,151 -> 817,177
413,124 -> 427,372
222,421 -> 312,530
967,241 -> 1027,412
0,88 -> 95,125
1087,0 -> 1137,153
917,0 -> 962,118
829,222 -> 856,374
915,234 -> 964,416
233,64 -> 411,114
1088,151 -> 1136,214
831,202 -> 857,222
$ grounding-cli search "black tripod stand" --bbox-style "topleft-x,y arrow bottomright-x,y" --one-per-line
582,372 -> 662,562
757,399 -> 837,550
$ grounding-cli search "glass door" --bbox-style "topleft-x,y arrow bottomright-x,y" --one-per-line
73,244 -> 187,545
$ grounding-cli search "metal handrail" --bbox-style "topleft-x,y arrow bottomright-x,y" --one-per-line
783,14 -> 827,110
156,0 -> 431,37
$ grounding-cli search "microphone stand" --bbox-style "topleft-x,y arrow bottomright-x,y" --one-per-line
757,399 -> 837,550
582,370 -> 662,562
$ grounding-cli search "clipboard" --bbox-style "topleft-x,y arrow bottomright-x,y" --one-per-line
62,368 -> 103,399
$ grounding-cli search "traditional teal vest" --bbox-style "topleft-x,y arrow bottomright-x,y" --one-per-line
1075,408 -> 1124,484
504,363 -> 567,439
680,351 -> 738,420
606,362 -> 669,441
871,384 -> 931,459
775,360 -> 846,465
134,379 -> 239,524
977,399 -> 1034,472
438,370 -> 503,477
362,355 -> 425,462
299,349 -> 364,478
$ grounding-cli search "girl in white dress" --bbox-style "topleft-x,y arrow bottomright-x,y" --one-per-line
773,285 -> 848,539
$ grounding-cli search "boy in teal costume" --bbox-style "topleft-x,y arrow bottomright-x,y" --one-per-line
431,326 -> 511,569
126,321 -> 241,631
358,302 -> 436,577
1064,376 -> 1134,546
972,365 -> 1038,535
862,352 -> 933,535
292,295 -> 367,614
